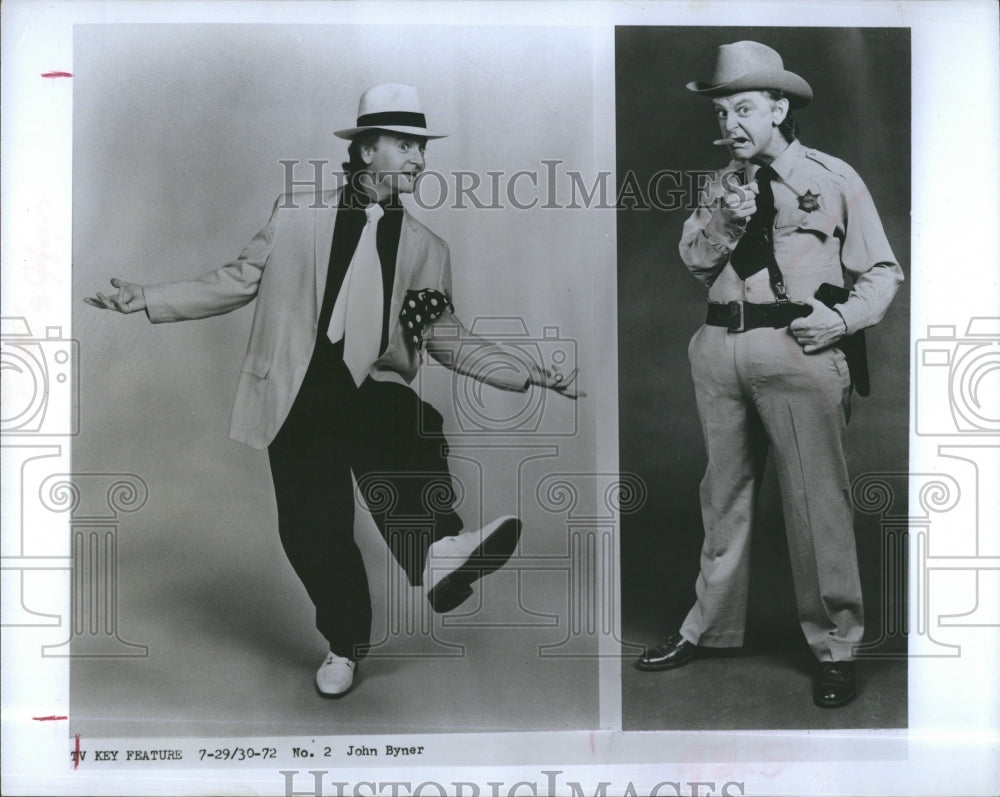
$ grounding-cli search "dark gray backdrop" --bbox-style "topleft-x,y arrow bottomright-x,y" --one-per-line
616,27 -> 910,727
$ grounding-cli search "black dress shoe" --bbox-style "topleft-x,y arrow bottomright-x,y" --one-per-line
813,661 -> 857,708
635,632 -> 697,671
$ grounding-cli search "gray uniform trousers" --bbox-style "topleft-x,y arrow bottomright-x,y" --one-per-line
679,323 -> 863,662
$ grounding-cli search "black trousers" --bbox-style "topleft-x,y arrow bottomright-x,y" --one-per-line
267,338 -> 463,660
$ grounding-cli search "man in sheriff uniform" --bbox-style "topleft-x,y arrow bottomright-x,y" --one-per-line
86,83 -> 579,699
634,42 -> 903,708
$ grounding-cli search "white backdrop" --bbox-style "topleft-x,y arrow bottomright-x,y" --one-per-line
3,2 -> 999,795
69,22 -> 610,737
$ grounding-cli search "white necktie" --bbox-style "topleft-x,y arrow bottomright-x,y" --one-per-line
327,202 -> 385,386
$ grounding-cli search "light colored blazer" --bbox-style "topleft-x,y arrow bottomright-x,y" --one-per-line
144,188 -> 452,449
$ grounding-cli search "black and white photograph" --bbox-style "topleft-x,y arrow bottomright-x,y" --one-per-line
67,22 -> 610,738
2,2 -> 999,796
617,26 -> 910,729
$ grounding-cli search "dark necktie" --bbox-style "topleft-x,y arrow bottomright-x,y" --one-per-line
730,165 -> 777,280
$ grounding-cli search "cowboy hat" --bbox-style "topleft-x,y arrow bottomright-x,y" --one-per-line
686,41 -> 813,108
335,83 -> 447,140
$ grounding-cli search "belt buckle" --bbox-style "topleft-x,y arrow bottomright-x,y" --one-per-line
727,300 -> 745,333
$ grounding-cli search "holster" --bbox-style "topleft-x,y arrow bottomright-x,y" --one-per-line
815,282 -> 870,397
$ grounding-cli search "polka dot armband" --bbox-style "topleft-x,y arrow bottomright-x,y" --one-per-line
399,289 -> 455,349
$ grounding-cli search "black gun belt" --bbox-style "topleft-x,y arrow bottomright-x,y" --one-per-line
706,300 -> 812,333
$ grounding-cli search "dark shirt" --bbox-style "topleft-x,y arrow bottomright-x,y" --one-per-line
284,185 -> 404,427
317,185 -> 403,355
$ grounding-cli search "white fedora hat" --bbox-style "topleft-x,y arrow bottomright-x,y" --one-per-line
686,41 -> 813,108
335,83 -> 447,140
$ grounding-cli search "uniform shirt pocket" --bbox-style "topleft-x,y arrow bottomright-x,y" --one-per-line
774,207 -> 843,282
795,210 -> 840,239
775,204 -> 840,238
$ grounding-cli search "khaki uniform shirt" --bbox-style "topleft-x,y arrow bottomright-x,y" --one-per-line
679,139 -> 904,334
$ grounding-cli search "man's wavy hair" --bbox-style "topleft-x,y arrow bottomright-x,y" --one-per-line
341,130 -> 383,178
765,90 -> 799,142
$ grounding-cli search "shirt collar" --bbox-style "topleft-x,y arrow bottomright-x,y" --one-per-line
765,138 -> 803,183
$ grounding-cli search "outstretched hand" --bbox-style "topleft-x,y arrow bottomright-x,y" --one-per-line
84,278 -> 146,314
529,364 -> 586,399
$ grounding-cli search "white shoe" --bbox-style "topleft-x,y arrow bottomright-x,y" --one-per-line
315,651 -> 356,698
424,515 -> 522,613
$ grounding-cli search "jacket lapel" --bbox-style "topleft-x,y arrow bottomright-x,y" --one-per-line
313,188 -> 342,318
391,210 -> 420,330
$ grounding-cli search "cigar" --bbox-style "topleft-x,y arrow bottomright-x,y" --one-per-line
713,138 -> 736,146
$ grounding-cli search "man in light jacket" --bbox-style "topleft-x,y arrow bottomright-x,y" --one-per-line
86,83 -> 580,698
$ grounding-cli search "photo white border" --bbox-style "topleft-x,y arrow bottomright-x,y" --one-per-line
2,1 -> 998,795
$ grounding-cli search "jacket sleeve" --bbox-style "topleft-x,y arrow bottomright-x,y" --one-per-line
833,170 -> 905,335
420,245 -> 532,392
678,170 -> 747,288
143,197 -> 281,323
424,311 -> 533,392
